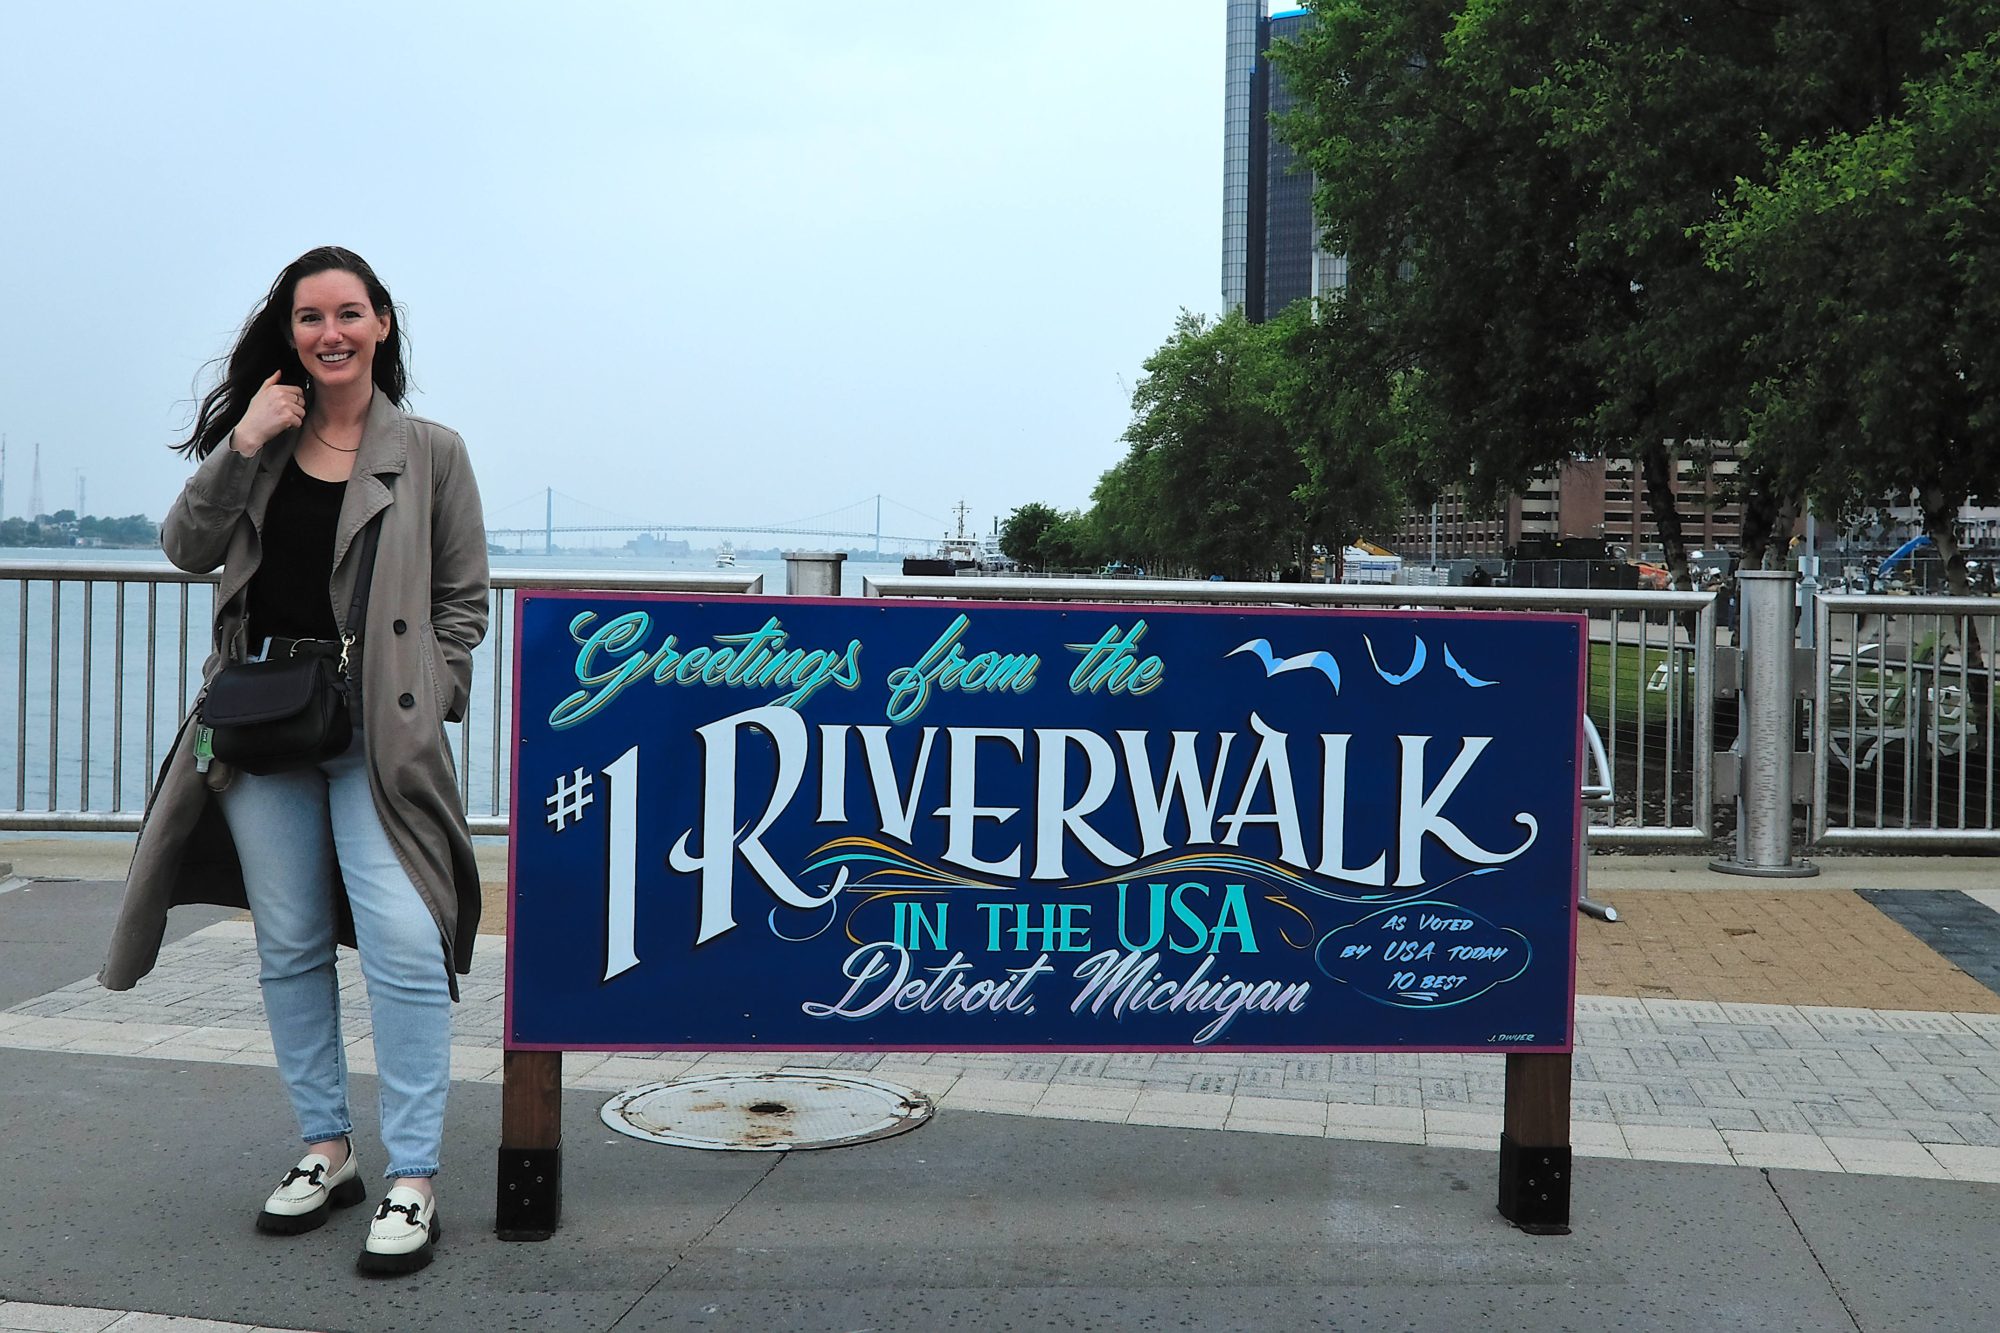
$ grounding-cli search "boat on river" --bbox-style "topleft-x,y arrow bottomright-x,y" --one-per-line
902,502 -> 1015,576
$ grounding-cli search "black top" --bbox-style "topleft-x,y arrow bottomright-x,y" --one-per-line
247,458 -> 347,646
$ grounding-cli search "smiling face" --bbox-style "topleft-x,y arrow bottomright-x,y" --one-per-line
290,268 -> 391,391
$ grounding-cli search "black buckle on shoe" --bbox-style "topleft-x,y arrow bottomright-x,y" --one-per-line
376,1198 -> 423,1226
283,1163 -> 326,1188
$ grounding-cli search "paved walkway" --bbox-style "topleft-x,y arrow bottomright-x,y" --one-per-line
6,913 -> 1998,1182
4,854 -> 1998,1330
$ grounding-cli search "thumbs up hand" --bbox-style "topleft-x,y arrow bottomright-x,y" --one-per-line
232,370 -> 306,456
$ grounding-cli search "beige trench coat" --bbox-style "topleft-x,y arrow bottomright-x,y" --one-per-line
100,393 -> 489,994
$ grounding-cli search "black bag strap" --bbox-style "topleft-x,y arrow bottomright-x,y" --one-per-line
337,515 -> 384,686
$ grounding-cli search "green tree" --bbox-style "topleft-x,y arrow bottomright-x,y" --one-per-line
1035,510 -> 1093,572
1000,502 -> 1092,572
1272,0 -> 1951,587
1118,308 -> 1309,580
1272,1 -> 1613,557
1704,3 -> 2000,597
1270,298 -> 1416,570
1088,451 -> 1171,572
999,502 -> 1063,568
76,513 -> 159,546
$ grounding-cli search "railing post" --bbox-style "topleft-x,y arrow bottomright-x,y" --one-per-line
783,550 -> 847,597
1712,569 -> 1818,877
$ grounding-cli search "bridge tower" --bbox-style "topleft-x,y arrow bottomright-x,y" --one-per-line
545,487 -> 554,556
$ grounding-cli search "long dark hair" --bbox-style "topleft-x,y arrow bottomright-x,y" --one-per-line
175,246 -> 410,459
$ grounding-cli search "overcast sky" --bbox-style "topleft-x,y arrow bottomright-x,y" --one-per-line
1,1 -> 1225,546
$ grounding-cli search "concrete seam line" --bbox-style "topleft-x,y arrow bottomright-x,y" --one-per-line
1762,1168 -> 1865,1333
604,1151 -> 788,1331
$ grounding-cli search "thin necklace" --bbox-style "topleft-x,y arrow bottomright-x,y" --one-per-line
309,420 -> 361,453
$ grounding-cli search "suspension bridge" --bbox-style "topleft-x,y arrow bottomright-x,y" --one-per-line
482,490 -> 967,556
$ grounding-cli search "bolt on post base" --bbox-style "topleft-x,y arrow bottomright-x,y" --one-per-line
1497,1133 -> 1572,1235
495,1144 -> 562,1241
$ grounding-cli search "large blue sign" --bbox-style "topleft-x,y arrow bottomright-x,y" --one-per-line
506,593 -> 1584,1053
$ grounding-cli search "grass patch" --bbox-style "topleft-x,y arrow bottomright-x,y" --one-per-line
1587,640 -> 1689,731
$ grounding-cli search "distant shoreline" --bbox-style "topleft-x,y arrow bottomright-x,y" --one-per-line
0,542 -> 157,551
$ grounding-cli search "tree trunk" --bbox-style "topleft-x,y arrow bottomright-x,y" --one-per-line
1737,471 -> 1800,572
1918,484 -> 1971,599
1638,439 -> 1693,591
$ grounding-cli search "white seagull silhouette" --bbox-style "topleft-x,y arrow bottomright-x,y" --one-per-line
1227,638 -> 1341,692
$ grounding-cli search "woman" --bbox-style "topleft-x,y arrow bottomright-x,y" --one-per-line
102,246 -> 489,1276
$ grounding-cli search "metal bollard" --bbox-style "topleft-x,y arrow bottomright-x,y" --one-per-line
783,550 -> 847,598
1711,570 -> 1818,877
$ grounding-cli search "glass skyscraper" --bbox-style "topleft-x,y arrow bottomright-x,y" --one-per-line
1220,0 -> 1262,315
1221,4 -> 1328,323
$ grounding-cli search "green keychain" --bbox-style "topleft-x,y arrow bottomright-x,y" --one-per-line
194,725 -> 214,774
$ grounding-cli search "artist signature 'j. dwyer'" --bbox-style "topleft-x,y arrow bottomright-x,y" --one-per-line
1489,1033 -> 1535,1042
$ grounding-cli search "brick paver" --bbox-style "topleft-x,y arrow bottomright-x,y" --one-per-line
1575,889 -> 2000,1012
1860,888 -> 2000,996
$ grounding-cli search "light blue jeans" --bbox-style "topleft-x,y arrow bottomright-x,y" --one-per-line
216,730 -> 450,1178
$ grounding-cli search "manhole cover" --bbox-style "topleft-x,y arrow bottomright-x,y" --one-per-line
601,1071 -> 933,1151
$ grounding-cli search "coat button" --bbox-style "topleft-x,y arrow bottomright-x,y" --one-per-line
393,619 -> 408,634
399,692 -> 415,708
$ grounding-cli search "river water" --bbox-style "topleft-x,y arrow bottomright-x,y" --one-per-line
0,546 -> 889,820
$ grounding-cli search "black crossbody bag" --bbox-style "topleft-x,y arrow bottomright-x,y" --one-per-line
198,518 -> 382,775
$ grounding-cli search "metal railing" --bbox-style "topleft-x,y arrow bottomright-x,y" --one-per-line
0,560 -> 214,830
0,560 -> 763,834
863,575 -> 1718,846
27,562 -> 2000,852
1812,592 -> 1999,848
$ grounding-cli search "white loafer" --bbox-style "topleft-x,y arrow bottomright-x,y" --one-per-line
256,1139 -> 364,1235
357,1184 -> 441,1275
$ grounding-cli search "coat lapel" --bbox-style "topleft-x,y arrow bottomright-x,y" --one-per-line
332,391 -> 409,574
214,430 -> 300,613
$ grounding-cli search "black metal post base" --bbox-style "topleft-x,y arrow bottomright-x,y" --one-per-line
1497,1132 -> 1571,1234
496,1143 -> 562,1241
